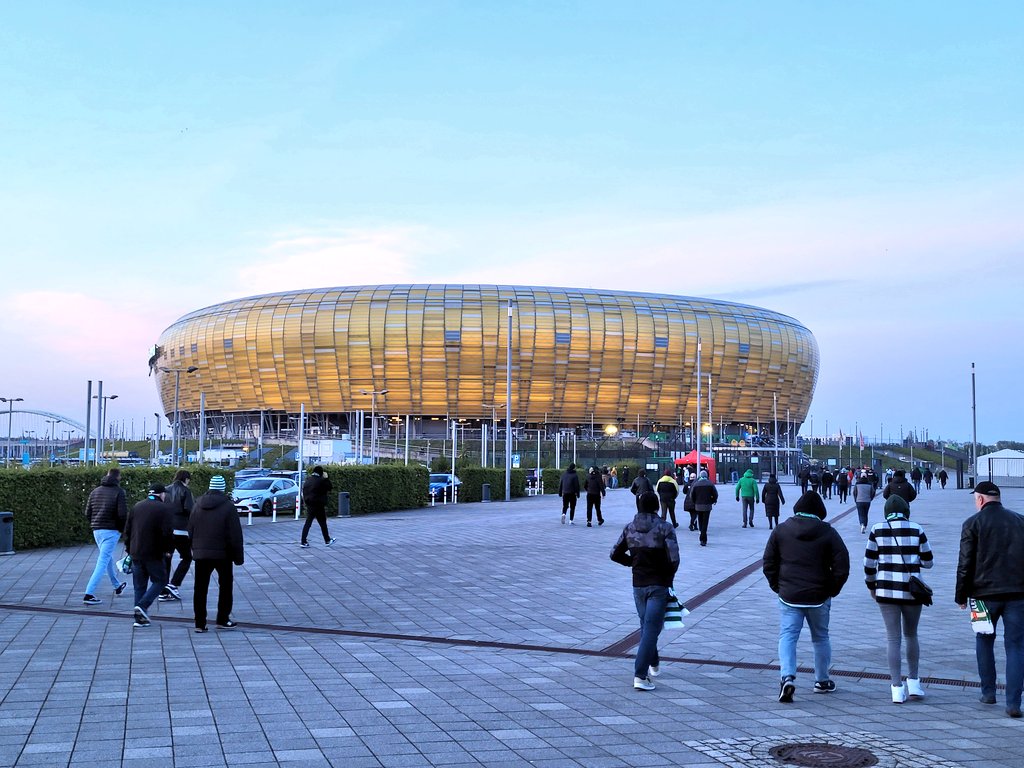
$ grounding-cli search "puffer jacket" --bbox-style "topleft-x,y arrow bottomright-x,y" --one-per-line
955,501 -> 1024,604
734,469 -> 759,501
687,477 -> 718,512
559,469 -> 581,498
883,477 -> 917,504
853,478 -> 875,504
188,491 -> 244,565
655,474 -> 679,500
763,515 -> 850,604
84,475 -> 128,532
865,514 -> 933,603
610,511 -> 680,587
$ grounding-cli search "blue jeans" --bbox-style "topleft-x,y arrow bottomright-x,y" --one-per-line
976,598 -> 1024,710
132,558 -> 168,612
86,529 -> 123,595
778,599 -> 832,681
634,585 -> 669,679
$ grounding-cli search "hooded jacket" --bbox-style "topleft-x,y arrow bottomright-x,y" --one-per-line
302,472 -> 333,508
763,513 -> 850,604
559,466 -> 581,498
734,469 -> 759,501
610,511 -> 680,587
853,476 -> 875,504
84,474 -> 128,532
955,501 -> 1024,604
188,490 -> 244,565
584,470 -> 606,497
762,479 -> 786,515
882,473 -> 917,504
655,474 -> 679,500
125,495 -> 174,562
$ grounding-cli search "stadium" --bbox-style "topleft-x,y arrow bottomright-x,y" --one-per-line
151,285 -> 818,463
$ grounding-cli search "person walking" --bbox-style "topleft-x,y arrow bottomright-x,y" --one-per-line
683,473 -> 698,531
910,466 -> 923,494
937,468 -> 948,489
820,468 -> 834,500
609,466 -> 618,489
124,482 -> 174,628
853,470 -> 876,534
923,467 -> 933,490
558,463 -> 581,525
159,469 -> 194,602
584,466 -> 606,527
81,468 -> 128,605
798,465 -> 810,494
865,494 -> 934,703
188,475 -> 244,632
883,469 -> 918,505
655,468 -> 680,528
687,470 -> 719,547
836,469 -> 850,503
955,481 -> 1024,717
763,490 -> 850,703
735,469 -> 760,528
762,473 -> 786,530
808,466 -> 822,495
630,468 -> 654,512
610,491 -> 680,691
300,466 -> 336,547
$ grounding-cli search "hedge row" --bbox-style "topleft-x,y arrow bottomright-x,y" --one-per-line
0,464 -> 432,551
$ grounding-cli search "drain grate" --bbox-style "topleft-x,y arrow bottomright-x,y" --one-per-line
770,743 -> 878,768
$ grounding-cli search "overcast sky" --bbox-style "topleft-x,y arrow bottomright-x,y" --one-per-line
1,2 -> 1021,445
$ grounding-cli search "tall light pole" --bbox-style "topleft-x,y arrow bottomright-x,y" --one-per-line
481,403 -> 506,468
92,394 -> 118,462
695,337 -> 702,479
359,389 -> 388,464
154,413 -> 162,462
505,300 -> 514,502
1,397 -> 24,468
159,366 -> 199,466
45,419 -> 58,464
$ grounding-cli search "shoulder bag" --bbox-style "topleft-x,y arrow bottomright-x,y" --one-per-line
886,519 -> 932,606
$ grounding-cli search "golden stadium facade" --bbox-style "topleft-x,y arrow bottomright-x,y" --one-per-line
153,284 -> 818,434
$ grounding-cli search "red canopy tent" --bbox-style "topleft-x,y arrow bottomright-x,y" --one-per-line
674,450 -> 717,481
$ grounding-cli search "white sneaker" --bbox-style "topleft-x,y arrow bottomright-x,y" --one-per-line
861,525 -> 867,534
906,678 -> 925,699
892,683 -> 907,704
648,664 -> 660,678
633,676 -> 655,691
561,514 -> 566,525
569,520 -> 575,526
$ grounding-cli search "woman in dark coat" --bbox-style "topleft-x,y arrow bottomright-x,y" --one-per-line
762,473 -> 786,529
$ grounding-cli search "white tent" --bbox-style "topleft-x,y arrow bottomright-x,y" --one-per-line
976,448 -> 1024,481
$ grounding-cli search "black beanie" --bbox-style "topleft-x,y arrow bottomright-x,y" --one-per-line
793,490 -> 827,520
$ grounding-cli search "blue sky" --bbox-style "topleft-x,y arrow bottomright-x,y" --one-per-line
1,2 -> 1021,444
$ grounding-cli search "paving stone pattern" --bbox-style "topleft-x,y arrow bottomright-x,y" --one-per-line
1,484 -> 1022,767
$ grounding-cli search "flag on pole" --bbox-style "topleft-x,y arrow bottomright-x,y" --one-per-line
859,431 -> 865,450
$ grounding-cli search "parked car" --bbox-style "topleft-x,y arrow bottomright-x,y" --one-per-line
232,477 -> 299,516
429,473 -> 461,499
234,467 -> 272,484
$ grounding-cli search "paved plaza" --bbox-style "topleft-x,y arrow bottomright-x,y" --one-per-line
1,481 -> 1022,767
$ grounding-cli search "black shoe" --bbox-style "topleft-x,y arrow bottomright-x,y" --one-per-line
813,680 -> 836,694
586,522 -> 592,527
115,582 -> 127,595
195,626 -> 208,633
216,621 -> 238,630
672,523 -> 679,528
699,541 -> 707,547
779,676 -> 796,703
133,606 -> 150,627
598,519 -> 604,526
83,595 -> 102,605
742,523 -> 747,528
1008,708 -> 1023,718
980,694 -> 997,704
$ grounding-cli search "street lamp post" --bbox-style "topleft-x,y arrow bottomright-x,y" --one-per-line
359,389 -> 388,464
481,403 -> 506,468
92,394 -> 118,463
45,419 -> 58,464
1,397 -> 24,468
159,366 -> 199,466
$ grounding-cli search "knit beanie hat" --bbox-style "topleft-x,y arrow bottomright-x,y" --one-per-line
884,494 -> 910,518
209,475 -> 226,492
793,490 -> 827,519
699,470 -> 708,479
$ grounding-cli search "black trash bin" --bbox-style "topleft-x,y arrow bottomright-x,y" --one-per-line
337,492 -> 351,517
0,511 -> 13,556
481,484 -> 491,503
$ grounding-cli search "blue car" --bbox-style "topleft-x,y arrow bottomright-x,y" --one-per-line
429,473 -> 461,499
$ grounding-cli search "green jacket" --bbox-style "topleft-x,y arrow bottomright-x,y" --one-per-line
735,469 -> 760,501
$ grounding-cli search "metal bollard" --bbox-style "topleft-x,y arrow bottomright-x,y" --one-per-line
247,507 -> 253,526
453,485 -> 458,504
337,491 -> 350,517
481,484 -> 491,503
272,494 -> 278,522
0,511 -> 13,556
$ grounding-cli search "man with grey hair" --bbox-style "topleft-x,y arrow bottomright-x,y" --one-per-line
956,481 -> 1024,718
687,470 -> 719,547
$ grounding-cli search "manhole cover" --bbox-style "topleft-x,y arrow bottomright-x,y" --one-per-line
770,743 -> 879,768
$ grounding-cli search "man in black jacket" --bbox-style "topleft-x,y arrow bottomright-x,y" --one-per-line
188,475 -> 244,632
160,469 -> 195,602
882,469 -> 917,505
687,470 -> 719,547
82,468 -> 128,605
124,482 -> 174,628
559,463 -> 581,525
763,490 -> 850,703
955,481 -> 1024,717
610,491 -> 679,691
300,466 -> 335,547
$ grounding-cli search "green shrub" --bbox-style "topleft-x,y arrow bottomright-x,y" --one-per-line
455,467 -> 527,502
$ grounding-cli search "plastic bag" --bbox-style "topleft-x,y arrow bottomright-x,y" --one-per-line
969,598 -> 994,634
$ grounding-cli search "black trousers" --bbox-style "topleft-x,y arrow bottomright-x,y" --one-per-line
561,495 -> 577,519
193,558 -> 233,628
301,504 -> 331,544
164,534 -> 192,588
696,510 -> 712,544
586,494 -> 604,523
659,497 -> 677,526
